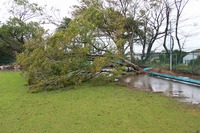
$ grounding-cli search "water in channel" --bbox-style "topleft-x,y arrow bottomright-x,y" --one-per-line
124,74 -> 200,104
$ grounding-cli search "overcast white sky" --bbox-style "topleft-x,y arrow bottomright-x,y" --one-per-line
0,0 -> 200,52
0,0 -> 80,32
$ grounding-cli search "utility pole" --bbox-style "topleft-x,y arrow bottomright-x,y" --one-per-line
170,21 -> 173,71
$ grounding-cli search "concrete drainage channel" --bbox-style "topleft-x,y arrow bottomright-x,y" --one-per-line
124,74 -> 200,105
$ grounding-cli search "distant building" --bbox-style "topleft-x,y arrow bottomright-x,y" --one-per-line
183,52 -> 200,64
125,53 -> 142,61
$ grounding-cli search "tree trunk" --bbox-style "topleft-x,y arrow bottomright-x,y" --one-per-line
120,57 -> 145,73
129,32 -> 135,63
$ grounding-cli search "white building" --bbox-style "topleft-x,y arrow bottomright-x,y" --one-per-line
183,52 -> 200,64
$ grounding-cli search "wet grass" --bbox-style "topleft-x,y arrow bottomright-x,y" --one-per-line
1,71 -> 200,133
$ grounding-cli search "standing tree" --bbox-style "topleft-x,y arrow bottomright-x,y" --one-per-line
136,0 -> 166,62
162,0 -> 190,63
0,0 -> 46,64
174,0 -> 189,63
162,0 -> 171,55
104,0 -> 141,63
0,18 -> 41,64
56,17 -> 71,31
8,0 -> 44,22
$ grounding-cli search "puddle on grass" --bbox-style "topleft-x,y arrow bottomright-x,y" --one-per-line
124,75 -> 200,104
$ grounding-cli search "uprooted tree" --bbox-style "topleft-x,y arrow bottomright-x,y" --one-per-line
17,2 -> 144,92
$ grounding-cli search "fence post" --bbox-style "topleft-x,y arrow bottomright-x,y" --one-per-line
169,22 -> 172,71
192,52 -> 194,73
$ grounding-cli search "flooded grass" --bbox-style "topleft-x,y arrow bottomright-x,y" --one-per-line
1,71 -> 200,132
124,74 -> 200,104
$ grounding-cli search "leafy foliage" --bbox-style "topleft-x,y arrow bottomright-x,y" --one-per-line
17,4 -> 113,92
56,17 -> 71,31
0,18 -> 41,64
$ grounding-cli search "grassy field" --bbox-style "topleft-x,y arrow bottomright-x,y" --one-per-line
1,71 -> 200,133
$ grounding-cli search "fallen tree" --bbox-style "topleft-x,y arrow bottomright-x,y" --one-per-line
17,2 -> 145,92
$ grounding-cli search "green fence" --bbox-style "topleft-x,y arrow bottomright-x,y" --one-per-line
136,52 -> 200,74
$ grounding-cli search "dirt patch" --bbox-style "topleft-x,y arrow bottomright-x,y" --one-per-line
150,68 -> 176,75
149,68 -> 200,80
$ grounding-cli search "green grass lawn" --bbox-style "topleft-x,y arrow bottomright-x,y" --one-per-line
1,71 -> 200,133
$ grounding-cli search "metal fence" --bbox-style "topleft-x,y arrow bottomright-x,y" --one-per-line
136,52 -> 200,74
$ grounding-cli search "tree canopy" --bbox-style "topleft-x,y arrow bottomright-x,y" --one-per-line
0,17 -> 41,64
